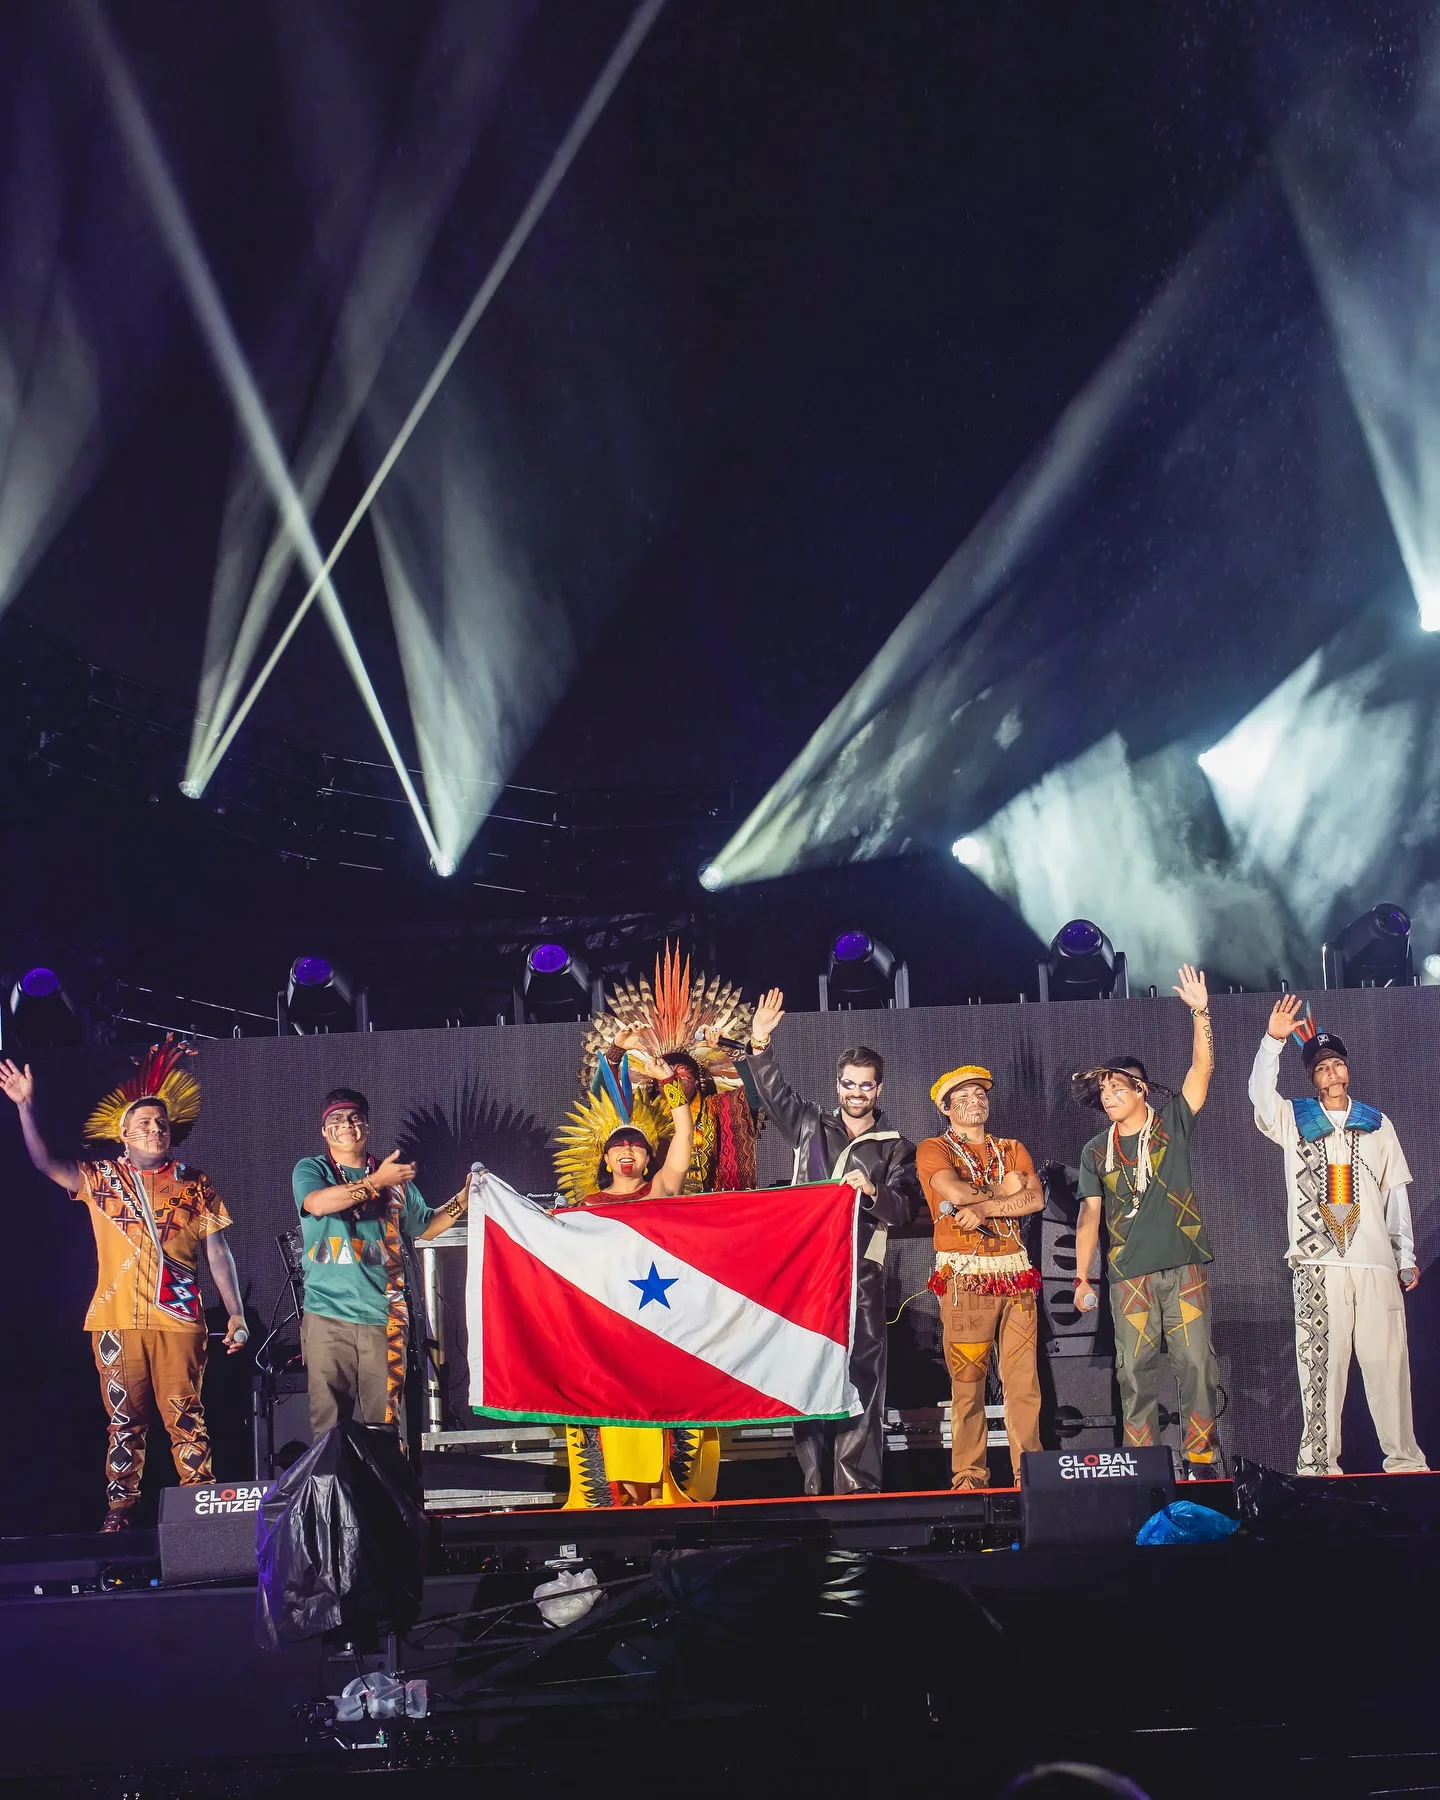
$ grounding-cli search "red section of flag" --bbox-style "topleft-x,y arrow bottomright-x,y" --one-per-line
480,1223 -> 804,1422
576,1183 -> 855,1346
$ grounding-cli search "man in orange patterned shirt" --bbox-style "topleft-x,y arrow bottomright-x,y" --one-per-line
915,1066 -> 1044,1490
1,1049 -> 246,1530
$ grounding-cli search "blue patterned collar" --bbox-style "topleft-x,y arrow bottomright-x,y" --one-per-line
1291,1096 -> 1382,1142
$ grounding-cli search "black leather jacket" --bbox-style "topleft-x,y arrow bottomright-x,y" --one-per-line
745,1046 -> 922,1234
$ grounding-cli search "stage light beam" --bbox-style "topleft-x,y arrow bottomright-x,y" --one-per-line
189,0 -> 670,795
72,0 -> 445,868
183,0 -> 525,797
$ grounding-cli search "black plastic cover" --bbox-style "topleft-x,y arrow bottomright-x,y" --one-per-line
255,1422 -> 428,1651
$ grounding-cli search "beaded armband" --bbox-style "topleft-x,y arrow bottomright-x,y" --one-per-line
663,1079 -> 687,1109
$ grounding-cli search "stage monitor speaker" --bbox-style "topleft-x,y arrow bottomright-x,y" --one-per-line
1019,1447 -> 1174,1548
158,1482 -> 265,1585
253,1369 -> 312,1481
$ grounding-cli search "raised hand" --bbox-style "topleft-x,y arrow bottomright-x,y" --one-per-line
0,1060 -> 33,1107
374,1150 -> 418,1190
1173,964 -> 1208,1011
628,1050 -> 676,1085
751,988 -> 785,1040
1267,993 -> 1304,1041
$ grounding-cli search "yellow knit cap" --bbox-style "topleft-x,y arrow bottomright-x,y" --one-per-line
930,1065 -> 993,1108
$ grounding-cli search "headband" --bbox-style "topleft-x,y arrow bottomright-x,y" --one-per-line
322,1100 -> 369,1126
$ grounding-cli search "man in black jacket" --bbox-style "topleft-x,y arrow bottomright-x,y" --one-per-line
742,987 -> 922,1493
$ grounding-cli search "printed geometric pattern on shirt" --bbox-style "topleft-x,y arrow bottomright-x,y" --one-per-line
1293,1140 -> 1337,1261
1292,1262 -> 1330,1474
1165,1185 -> 1204,1246
1164,1266 -> 1210,1352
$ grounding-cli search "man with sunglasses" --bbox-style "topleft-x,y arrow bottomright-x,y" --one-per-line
293,1088 -> 467,1439
743,989 -> 922,1493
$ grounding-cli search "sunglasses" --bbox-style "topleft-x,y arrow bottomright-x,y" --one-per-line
837,1079 -> 879,1094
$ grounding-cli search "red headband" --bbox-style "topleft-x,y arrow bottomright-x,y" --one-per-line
322,1101 -> 368,1126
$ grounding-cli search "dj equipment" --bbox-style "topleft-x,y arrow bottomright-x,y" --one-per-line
1019,1446 -> 1174,1548
158,1482 -> 264,1585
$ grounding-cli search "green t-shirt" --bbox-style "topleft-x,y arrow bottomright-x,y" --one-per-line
1077,1093 -> 1212,1280
292,1155 -> 433,1327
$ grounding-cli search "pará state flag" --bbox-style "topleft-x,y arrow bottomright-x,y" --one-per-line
467,1170 -> 861,1427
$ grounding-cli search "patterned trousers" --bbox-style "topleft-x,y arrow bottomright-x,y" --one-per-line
92,1328 -> 211,1513
1292,1263 -> 1427,1476
1109,1264 -> 1221,1464
939,1284 -> 1042,1487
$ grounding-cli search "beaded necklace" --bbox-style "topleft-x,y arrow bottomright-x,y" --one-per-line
943,1130 -> 1003,1193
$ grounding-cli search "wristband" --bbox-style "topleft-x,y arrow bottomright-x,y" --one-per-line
662,1079 -> 687,1109
749,1034 -> 771,1053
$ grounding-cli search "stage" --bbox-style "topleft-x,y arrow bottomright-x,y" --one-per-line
2,1471 -> 1439,1797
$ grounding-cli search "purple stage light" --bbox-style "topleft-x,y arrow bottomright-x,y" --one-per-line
292,957 -> 334,987
528,943 -> 570,976
1375,905 -> 1410,937
19,967 -> 60,999
1056,920 -> 1103,958
832,932 -> 872,964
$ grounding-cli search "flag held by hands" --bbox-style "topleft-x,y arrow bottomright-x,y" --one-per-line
467,1172 -> 861,1428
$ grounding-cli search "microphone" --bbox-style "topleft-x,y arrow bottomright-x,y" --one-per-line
470,1161 -> 486,1174
938,1201 -> 957,1217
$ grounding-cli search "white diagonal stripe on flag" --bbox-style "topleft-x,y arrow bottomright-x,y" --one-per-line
480,1173 -> 857,1417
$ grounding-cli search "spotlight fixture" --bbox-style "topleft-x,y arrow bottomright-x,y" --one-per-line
1038,920 -> 1128,1002
278,957 -> 370,1035
2,966 -> 84,1050
517,943 -> 602,1024
819,932 -> 910,1011
697,862 -> 725,893
1322,904 -> 1413,989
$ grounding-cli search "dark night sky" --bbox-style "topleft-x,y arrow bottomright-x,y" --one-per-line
8,0 -> 1281,791
1,0 -> 1427,1020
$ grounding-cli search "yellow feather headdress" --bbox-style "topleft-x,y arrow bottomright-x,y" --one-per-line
553,1084 -> 674,1208
84,1036 -> 202,1145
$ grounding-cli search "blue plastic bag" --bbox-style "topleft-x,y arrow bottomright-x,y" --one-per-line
1135,1499 -> 1240,1546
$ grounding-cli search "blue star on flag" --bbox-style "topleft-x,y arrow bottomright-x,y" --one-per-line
630,1261 -> 678,1310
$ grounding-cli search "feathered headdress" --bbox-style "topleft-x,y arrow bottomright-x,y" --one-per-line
84,1036 -> 201,1145
1287,1001 -> 1319,1050
553,1084 -> 674,1207
579,943 -> 753,1094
